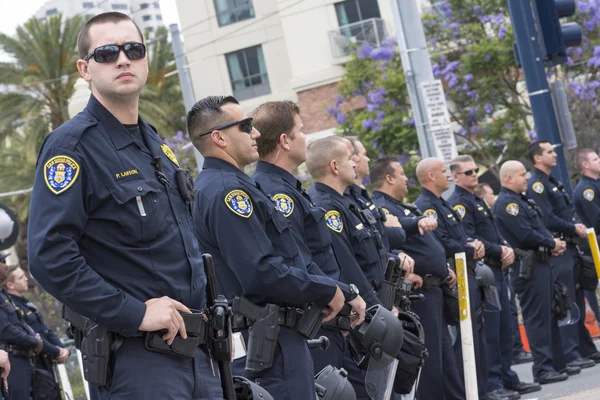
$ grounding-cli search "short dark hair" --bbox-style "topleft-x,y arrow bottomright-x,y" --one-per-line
346,136 -> 360,154
187,95 -> 239,153
251,101 -> 300,158
474,183 -> 491,197
306,136 -> 347,179
576,148 -> 597,171
369,157 -> 400,188
449,155 -> 475,173
527,140 -> 550,163
77,12 -> 144,59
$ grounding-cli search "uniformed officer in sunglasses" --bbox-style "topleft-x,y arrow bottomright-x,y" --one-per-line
28,12 -> 223,399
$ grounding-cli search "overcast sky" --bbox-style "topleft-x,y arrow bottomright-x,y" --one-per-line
0,0 -> 180,60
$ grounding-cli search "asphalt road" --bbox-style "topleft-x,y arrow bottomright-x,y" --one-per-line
512,340 -> 600,400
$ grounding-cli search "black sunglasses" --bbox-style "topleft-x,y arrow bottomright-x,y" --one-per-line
457,167 -> 480,176
199,117 -> 254,137
84,42 -> 146,63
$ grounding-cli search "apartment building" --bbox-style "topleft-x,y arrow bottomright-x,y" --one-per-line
176,0 -> 432,136
34,0 -> 165,36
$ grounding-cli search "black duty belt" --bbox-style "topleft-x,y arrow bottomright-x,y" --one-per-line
422,274 -> 446,290
232,306 -> 303,331
1,344 -> 31,358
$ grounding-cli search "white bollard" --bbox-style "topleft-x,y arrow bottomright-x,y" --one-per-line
56,364 -> 73,400
455,252 -> 478,400
76,349 -> 90,400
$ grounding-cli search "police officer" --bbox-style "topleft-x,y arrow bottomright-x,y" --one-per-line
6,266 -> 69,398
449,156 -> 540,399
27,12 -> 223,399
527,141 -> 596,369
0,254 -> 43,399
188,96 -> 365,400
345,138 -> 408,261
572,148 -> 600,360
474,184 -> 533,366
306,136 -> 395,399
369,157 -> 465,400
249,101 -> 373,375
414,157 -> 489,399
495,160 -> 571,384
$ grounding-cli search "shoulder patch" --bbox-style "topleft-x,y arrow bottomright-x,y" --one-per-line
532,181 -> 544,194
453,204 -> 466,219
325,210 -> 343,233
506,203 -> 519,216
44,155 -> 80,195
584,189 -> 595,202
225,190 -> 253,218
161,143 -> 180,167
423,209 -> 438,221
273,193 -> 294,217
381,207 -> 390,216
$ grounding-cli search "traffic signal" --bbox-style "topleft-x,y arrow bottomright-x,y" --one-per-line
533,0 -> 582,66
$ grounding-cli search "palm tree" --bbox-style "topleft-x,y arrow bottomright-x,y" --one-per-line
139,26 -> 187,138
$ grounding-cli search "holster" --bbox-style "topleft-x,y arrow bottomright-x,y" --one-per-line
295,302 -> 325,339
515,249 -> 534,280
577,253 -> 599,291
421,275 -> 444,291
232,297 -> 280,373
144,312 -> 208,358
441,284 -> 460,326
79,323 -> 115,386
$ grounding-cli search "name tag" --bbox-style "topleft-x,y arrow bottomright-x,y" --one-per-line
552,187 -> 558,192
356,223 -> 364,230
404,209 -> 411,216
369,204 -> 376,210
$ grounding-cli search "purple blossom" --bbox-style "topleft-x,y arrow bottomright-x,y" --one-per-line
491,14 -> 505,27
448,75 -> 459,88
470,126 -> 480,135
504,123 -> 512,130
484,103 -> 494,115
375,111 -> 386,123
479,15 -> 492,24
381,36 -> 396,48
527,130 -> 538,141
498,25 -> 508,40
472,5 -> 481,14
450,22 -> 460,37
367,103 -> 380,112
398,153 -> 409,164
358,44 -> 373,59
326,106 -> 337,117
362,119 -> 376,130
432,63 -> 442,79
336,112 -> 348,125
463,74 -> 474,83
371,47 -> 395,61
407,118 -> 415,126
335,95 -> 344,108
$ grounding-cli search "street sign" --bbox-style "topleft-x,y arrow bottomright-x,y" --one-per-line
421,80 -> 458,166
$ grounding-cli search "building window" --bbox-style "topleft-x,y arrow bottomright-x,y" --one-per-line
46,8 -> 58,16
143,15 -> 152,21
214,0 -> 255,27
140,3 -> 149,9
335,0 -> 380,26
154,1 -> 160,8
226,45 -> 270,101
156,15 -> 162,21
145,27 -> 154,33
82,2 -> 94,8
112,3 -> 128,10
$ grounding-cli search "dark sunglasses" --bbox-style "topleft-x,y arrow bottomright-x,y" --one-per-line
199,117 -> 254,137
457,167 -> 480,176
84,42 -> 146,63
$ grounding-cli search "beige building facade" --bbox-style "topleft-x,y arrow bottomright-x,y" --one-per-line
175,0 -> 438,135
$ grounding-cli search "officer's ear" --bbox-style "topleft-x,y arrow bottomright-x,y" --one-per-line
210,130 -> 228,149
279,133 -> 291,151
385,173 -> 395,185
330,159 -> 339,175
77,59 -> 92,83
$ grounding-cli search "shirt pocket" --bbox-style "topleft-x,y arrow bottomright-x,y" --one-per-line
108,178 -> 167,245
305,206 -> 332,251
350,227 -> 380,267
267,207 -> 300,263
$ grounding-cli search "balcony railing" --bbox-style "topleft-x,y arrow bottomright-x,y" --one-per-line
328,18 -> 388,59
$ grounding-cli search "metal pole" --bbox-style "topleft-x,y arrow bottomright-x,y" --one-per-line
56,364 -> 74,400
388,0 -> 436,158
169,23 -> 204,174
507,0 -> 572,193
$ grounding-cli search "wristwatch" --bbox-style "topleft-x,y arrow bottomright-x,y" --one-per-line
348,284 -> 359,301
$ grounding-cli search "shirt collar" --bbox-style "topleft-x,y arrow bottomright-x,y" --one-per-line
532,167 -> 549,180
255,161 -> 299,187
314,182 -> 349,203
372,190 -> 403,205
500,186 -> 520,197
202,157 -> 256,186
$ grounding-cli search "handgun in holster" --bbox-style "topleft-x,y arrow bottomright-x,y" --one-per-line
514,248 -> 534,280
63,306 -> 116,386
232,297 -> 280,373
145,311 -> 207,358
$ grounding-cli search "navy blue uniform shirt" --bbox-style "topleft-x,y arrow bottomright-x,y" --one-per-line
345,185 -> 406,250
574,175 -> 600,233
415,188 -> 475,261
372,191 -> 449,278
494,187 -> 556,251
9,294 -> 63,359
28,95 -> 206,337
252,162 -> 359,299
0,288 -> 39,351
309,182 -> 385,304
527,168 -> 576,237
449,185 -> 508,264
193,157 -> 337,308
